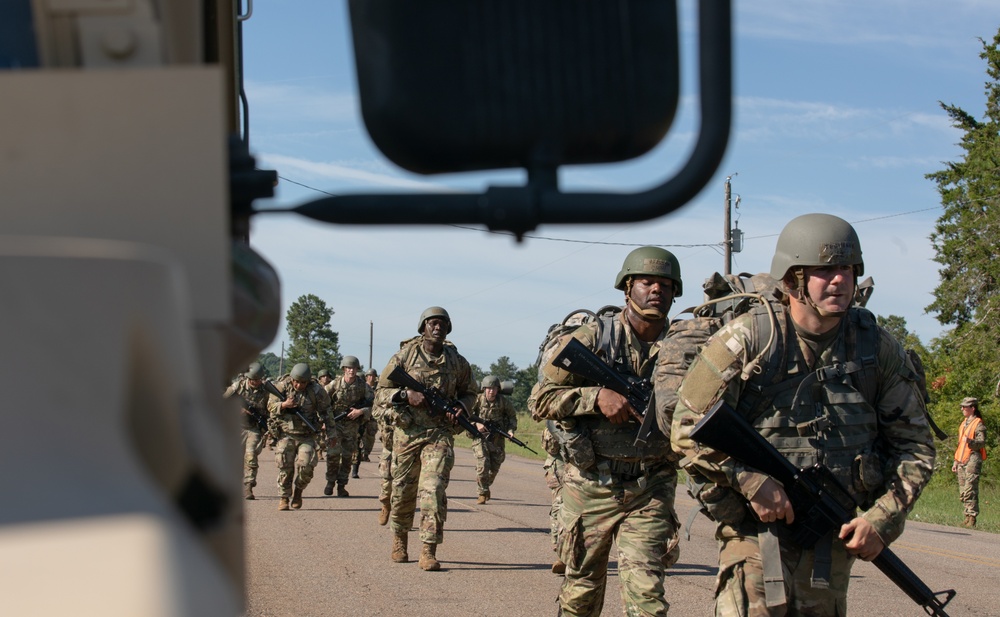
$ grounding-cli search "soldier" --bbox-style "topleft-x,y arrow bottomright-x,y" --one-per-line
470,375 -> 518,504
532,247 -> 683,616
369,368 -> 396,527
952,396 -> 987,528
267,363 -> 332,511
317,368 -> 333,387
314,368 -> 332,461
323,356 -> 373,497
352,369 -> 380,478
224,362 -> 270,500
670,213 -> 936,616
375,306 -> 477,571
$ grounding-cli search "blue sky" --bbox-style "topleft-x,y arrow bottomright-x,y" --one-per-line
243,1 -> 1000,373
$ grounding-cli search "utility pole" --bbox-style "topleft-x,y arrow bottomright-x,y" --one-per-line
368,321 -> 373,371
279,341 -> 285,376
724,173 -> 737,275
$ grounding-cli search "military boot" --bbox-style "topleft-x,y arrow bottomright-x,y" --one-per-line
337,482 -> 350,497
378,500 -> 391,526
391,532 -> 408,563
351,462 -> 360,478
291,487 -> 303,509
278,496 -> 290,511
969,515 -> 977,528
551,559 -> 566,575
244,485 -> 254,500
324,481 -> 335,496
419,542 -> 441,571
476,494 -> 487,505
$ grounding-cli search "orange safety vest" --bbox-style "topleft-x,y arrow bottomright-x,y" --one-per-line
955,416 -> 987,464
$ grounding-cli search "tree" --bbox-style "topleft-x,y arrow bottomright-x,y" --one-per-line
488,356 -> 520,382
256,352 -> 283,378
284,294 -> 341,374
924,30 -> 1000,455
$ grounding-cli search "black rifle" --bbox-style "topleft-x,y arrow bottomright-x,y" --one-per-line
386,365 -> 483,439
474,417 -> 539,455
690,399 -> 956,617
241,398 -> 270,432
550,336 -> 659,445
262,380 -> 321,434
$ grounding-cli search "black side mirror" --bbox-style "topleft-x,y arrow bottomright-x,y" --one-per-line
286,0 -> 731,238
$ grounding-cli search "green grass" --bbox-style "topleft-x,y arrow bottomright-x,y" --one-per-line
454,413 -> 547,460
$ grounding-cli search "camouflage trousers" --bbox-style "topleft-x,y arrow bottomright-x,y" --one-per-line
558,463 -> 679,617
326,422 -> 360,485
274,434 -> 318,498
378,423 -> 395,504
544,454 -> 566,553
714,523 -> 854,617
957,455 -> 982,517
390,426 -> 454,545
241,427 -> 266,487
472,436 -> 507,495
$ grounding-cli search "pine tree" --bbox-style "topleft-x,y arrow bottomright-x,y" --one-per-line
284,294 -> 341,374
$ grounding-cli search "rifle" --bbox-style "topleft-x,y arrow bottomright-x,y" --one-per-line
474,417 -> 539,455
690,399 -> 956,616
241,398 -> 270,432
550,336 -> 659,445
262,380 -> 321,434
386,365 -> 483,439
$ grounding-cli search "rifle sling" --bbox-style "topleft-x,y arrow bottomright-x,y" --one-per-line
759,523 -> 787,608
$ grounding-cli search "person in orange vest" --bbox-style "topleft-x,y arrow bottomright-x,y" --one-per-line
952,396 -> 987,528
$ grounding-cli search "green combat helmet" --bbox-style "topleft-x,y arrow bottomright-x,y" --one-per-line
290,363 -> 311,381
246,362 -> 265,379
481,375 -> 501,390
769,213 -> 864,281
614,246 -> 683,297
341,356 -> 361,369
417,306 -> 452,334
317,369 -> 330,379
365,369 -> 377,378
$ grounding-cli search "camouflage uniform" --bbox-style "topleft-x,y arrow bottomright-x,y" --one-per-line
533,312 -> 679,617
542,427 -> 567,558
324,375 -> 373,492
224,375 -> 270,492
670,307 -> 936,616
954,400 -> 987,522
376,336 -> 476,546
371,388 -> 395,511
471,390 -> 518,499
267,375 -> 332,503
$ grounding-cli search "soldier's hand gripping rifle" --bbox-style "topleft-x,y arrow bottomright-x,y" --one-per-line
240,398 -> 270,432
550,337 -> 659,445
690,399 -> 956,617
262,380 -> 321,434
473,418 -> 539,455
386,365 -> 483,439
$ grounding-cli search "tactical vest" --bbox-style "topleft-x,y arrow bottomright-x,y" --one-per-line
330,376 -> 371,426
744,305 -> 882,509
395,337 -> 466,431
552,310 -> 673,474
274,377 -> 326,436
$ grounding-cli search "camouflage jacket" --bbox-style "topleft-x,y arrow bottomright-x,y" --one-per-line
671,307 -> 936,545
375,336 -> 476,435
224,376 -> 270,431
532,310 -> 672,468
472,392 -> 518,442
266,376 -> 332,437
325,375 -> 373,429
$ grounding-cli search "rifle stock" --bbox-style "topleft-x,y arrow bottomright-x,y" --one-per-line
690,399 -> 955,616
387,365 -> 483,439
550,337 -> 659,445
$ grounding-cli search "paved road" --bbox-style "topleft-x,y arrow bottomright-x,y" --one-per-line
246,444 -> 998,616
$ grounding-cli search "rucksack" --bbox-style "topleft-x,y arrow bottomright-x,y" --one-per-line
653,272 -> 784,436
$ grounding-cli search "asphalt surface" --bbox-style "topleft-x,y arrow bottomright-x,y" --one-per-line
245,443 -> 999,616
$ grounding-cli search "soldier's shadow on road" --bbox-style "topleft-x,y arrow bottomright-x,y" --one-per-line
447,526 -> 549,534
440,561 -> 557,571
666,562 -> 718,577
